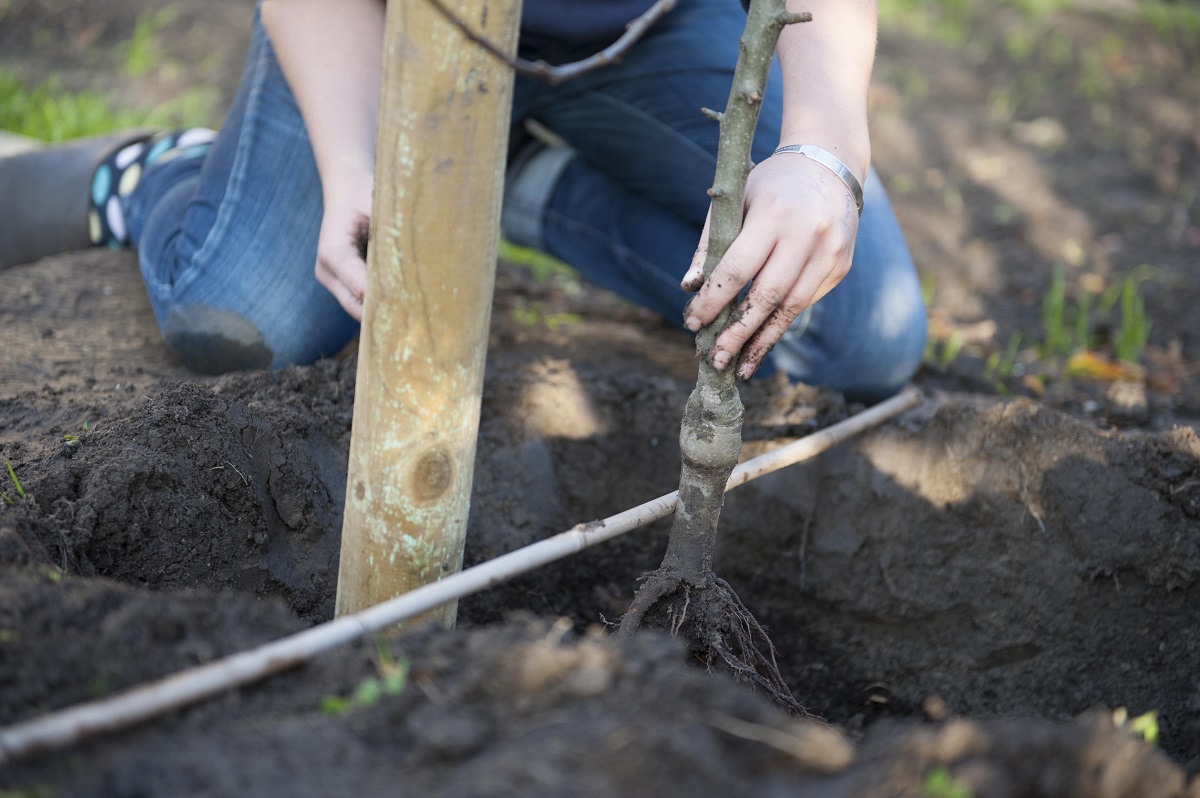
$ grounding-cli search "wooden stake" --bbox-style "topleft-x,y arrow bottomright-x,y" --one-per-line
335,0 -> 523,623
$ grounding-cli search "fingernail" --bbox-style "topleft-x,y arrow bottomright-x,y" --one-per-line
684,316 -> 701,332
712,351 -> 730,370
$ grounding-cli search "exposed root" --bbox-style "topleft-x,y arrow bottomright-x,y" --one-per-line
619,568 -> 809,716
618,567 -> 696,635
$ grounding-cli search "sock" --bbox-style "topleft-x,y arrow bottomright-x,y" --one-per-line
88,128 -> 216,249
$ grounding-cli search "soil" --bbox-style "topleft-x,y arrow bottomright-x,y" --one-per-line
3,2 -> 1200,796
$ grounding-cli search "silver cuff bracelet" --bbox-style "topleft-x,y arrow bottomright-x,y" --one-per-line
772,144 -> 864,216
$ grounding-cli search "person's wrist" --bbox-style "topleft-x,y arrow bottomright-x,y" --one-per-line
777,113 -> 870,180
772,144 -> 865,216
777,134 -> 868,179
321,165 -> 374,209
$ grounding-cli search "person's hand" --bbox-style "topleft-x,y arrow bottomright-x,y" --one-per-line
316,176 -> 373,321
680,152 -> 860,380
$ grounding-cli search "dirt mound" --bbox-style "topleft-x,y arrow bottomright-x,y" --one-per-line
4,360 -> 354,623
720,397 -> 1200,762
2,344 -> 1198,794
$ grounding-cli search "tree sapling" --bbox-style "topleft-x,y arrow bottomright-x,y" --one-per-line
618,0 -> 811,714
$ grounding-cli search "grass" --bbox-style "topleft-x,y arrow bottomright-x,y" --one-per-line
498,237 -> 580,286
983,332 -> 1023,384
881,0 -> 1200,34
1039,266 -> 1153,364
0,68 -> 216,143
1111,269 -> 1152,364
1038,265 -> 1154,386
879,0 -> 1200,101
925,264 -> 1154,395
1137,1 -> 1200,43
0,70 -> 148,142
0,8 -> 216,143
498,236 -> 587,330
123,8 -> 180,79
2,461 -> 27,506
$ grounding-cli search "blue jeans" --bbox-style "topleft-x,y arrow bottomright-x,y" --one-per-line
129,0 -> 926,400
126,8 -> 356,374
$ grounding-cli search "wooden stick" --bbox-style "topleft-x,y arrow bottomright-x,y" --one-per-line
426,0 -> 678,84
0,387 -> 921,766
335,0 -> 522,624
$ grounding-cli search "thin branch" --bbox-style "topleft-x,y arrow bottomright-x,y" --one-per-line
425,0 -> 678,85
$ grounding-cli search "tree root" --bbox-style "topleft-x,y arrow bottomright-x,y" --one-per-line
619,568 -> 809,717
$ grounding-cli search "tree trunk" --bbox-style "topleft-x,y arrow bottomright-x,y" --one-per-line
661,0 -> 805,583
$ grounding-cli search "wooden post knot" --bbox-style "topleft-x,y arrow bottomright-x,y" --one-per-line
412,446 -> 455,501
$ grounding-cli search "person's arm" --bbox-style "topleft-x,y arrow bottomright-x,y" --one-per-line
261,0 -> 386,320
680,0 -> 877,380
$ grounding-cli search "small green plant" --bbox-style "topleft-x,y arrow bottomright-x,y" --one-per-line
63,419 -> 91,447
922,331 -> 966,372
2,460 -> 27,506
1129,711 -> 1160,744
984,331 -> 1023,383
39,565 -> 63,584
923,765 -> 973,798
1111,273 -> 1151,364
938,330 -> 964,369
1074,288 -> 1092,353
1040,266 -> 1071,357
320,639 -> 410,715
1038,266 -> 1151,367
920,272 -> 936,309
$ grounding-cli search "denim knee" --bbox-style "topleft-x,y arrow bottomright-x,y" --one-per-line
160,303 -> 274,374
764,285 -> 926,403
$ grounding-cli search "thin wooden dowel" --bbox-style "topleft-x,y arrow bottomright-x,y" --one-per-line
0,386 -> 921,765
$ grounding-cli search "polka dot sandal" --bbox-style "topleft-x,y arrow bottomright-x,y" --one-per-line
88,128 -> 216,248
